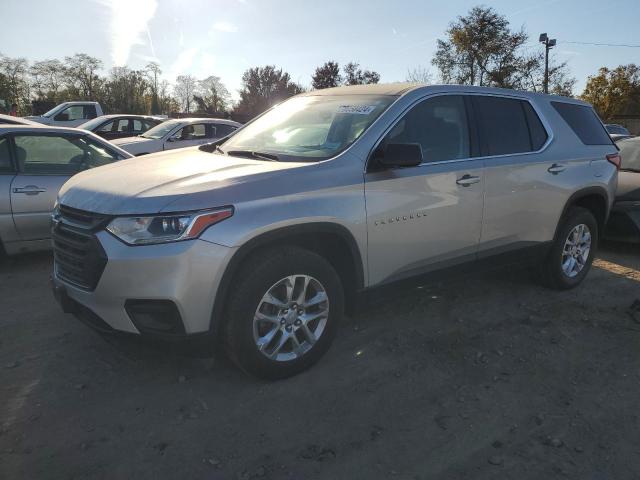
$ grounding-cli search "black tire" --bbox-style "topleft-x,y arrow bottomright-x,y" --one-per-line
539,206 -> 598,290
223,246 -> 344,380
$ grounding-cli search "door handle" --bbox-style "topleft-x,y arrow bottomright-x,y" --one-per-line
13,185 -> 47,195
547,163 -> 567,174
456,174 -> 480,187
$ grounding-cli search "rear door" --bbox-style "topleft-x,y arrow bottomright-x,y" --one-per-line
10,133 -> 122,241
473,95 -> 566,256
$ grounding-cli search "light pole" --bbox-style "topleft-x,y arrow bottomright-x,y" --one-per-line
539,33 -> 557,94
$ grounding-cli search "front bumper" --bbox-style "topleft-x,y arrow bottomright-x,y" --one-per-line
52,231 -> 236,336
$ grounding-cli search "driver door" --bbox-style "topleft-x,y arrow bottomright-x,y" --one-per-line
164,123 -> 212,150
10,133 -> 120,241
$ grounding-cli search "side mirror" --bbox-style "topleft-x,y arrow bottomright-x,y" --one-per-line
54,113 -> 69,121
377,143 -> 423,168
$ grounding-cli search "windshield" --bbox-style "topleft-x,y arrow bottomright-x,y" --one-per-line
42,104 -> 64,118
140,119 -> 179,139
220,94 -> 396,161
78,116 -> 109,131
618,138 -> 640,171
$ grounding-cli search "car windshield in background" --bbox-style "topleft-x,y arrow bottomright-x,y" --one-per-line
607,125 -> 630,135
78,117 -> 107,131
140,120 -> 180,139
618,138 -> 640,172
220,94 -> 396,161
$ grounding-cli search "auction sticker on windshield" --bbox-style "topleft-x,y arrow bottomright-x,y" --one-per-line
337,105 -> 377,115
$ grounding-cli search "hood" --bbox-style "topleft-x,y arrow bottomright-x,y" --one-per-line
111,136 -> 152,146
58,147 -> 310,214
617,170 -> 640,202
24,115 -> 49,124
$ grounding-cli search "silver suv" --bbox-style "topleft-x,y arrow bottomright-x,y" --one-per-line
51,84 -> 619,379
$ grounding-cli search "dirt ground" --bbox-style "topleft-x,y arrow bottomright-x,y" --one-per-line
1,243 -> 640,480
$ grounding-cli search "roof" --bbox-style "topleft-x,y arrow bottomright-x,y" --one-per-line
91,114 -> 166,120
167,117 -> 242,126
0,114 -> 40,126
0,124 -> 102,134
301,82 -> 590,106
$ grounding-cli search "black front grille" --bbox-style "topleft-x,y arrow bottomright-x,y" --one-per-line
53,206 -> 109,291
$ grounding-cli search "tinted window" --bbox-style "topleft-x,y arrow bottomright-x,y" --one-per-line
215,124 -> 237,137
14,135 -> 119,174
474,96 -> 532,155
385,95 -> 470,162
83,105 -> 97,119
552,102 -> 612,145
98,119 -> 116,132
0,137 -> 12,172
522,102 -> 548,150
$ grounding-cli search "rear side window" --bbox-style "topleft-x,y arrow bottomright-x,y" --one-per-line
551,102 -> 612,145
474,96 -> 545,156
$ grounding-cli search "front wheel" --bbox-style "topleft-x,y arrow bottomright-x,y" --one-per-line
539,207 -> 598,290
223,247 -> 344,379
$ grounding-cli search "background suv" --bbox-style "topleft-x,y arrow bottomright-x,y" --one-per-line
51,84 -> 618,379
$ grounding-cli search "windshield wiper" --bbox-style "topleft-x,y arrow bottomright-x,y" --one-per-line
226,150 -> 279,161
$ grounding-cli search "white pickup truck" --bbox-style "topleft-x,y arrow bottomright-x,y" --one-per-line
25,101 -> 103,127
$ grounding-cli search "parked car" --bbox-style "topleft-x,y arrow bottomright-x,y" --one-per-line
0,125 -> 132,255
78,114 -> 165,141
25,101 -> 103,127
605,123 -> 633,141
0,114 -> 41,126
605,136 -> 640,242
111,118 -> 241,155
51,83 -> 618,379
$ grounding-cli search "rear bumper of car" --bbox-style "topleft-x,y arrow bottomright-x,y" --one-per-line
52,231 -> 236,338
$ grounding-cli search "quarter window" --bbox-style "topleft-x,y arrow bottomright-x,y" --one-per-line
552,102 -> 612,145
384,95 -> 470,163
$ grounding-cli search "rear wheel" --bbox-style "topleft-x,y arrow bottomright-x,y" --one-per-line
539,207 -> 598,289
223,247 -> 343,379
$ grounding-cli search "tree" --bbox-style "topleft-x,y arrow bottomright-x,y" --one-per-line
406,66 -> 433,84
343,62 -> 380,85
64,53 -> 102,99
312,61 -> 341,90
581,64 -> 640,121
234,66 -> 303,117
30,59 -> 66,102
145,62 -> 162,114
194,75 -> 230,113
433,6 -> 527,87
432,6 -> 575,95
0,55 -> 30,113
101,67 -> 150,114
174,74 -> 198,113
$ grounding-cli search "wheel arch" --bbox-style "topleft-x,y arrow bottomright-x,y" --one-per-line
555,187 -> 610,240
209,222 -> 365,337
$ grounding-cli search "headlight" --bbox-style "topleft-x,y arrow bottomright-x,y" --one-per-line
106,207 -> 233,245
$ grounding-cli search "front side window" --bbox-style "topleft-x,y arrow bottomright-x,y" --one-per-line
175,124 -> 207,141
14,135 -> 119,175
220,94 -> 396,161
83,105 -> 97,119
132,119 -> 143,132
55,105 -> 85,122
383,95 -> 470,163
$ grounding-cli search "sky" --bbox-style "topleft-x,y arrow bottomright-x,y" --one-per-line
1,0 -> 639,100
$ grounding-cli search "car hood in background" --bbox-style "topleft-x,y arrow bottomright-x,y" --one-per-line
58,147 -> 311,214
111,136 -> 154,147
